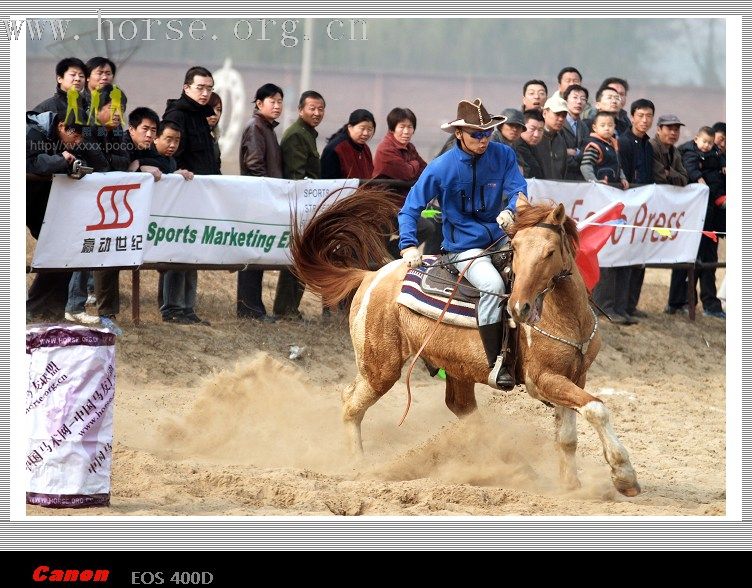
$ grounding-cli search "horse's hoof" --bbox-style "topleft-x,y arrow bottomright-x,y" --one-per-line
616,481 -> 641,497
563,478 -> 582,492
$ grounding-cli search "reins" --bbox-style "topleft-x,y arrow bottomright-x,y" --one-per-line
425,250 -> 495,268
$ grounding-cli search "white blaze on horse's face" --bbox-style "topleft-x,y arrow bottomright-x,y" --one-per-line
508,204 -> 568,325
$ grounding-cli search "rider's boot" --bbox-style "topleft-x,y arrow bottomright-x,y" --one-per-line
478,322 -> 515,391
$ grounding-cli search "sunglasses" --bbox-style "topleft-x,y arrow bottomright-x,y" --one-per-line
466,128 -> 494,140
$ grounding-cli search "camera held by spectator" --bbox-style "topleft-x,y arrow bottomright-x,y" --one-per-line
68,159 -> 93,179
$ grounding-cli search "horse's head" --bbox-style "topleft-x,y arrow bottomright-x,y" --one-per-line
507,195 -> 578,325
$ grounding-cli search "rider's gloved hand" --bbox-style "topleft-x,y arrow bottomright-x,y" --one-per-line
401,246 -> 423,268
497,209 -> 515,233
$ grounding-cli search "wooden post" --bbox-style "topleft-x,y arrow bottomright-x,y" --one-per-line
132,269 -> 140,326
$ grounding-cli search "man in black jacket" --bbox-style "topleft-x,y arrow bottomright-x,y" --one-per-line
618,99 -> 655,186
26,109 -> 85,320
160,66 -> 219,326
561,84 -> 590,180
513,109 -> 546,179
84,57 -> 116,106
616,98 -> 656,321
86,84 -> 130,173
678,127 -> 726,319
125,106 -> 160,170
534,96 -> 568,180
33,57 -> 89,118
583,86 -> 630,139
65,84 -> 130,327
85,105 -> 159,335
162,66 -> 220,175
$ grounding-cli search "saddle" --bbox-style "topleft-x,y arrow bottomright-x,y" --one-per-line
421,247 -> 513,302
397,245 -> 519,387
396,245 -> 514,329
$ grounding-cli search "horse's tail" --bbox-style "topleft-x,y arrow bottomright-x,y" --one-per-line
290,185 -> 404,306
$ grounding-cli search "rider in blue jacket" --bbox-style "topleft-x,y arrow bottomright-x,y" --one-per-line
398,98 -> 527,390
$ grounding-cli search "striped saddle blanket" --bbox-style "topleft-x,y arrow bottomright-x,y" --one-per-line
396,256 -> 479,329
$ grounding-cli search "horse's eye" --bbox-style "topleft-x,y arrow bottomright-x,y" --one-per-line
545,250 -> 554,258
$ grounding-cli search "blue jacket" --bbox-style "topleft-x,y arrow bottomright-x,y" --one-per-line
398,142 -> 527,252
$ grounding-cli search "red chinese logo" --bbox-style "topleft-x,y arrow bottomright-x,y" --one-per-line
86,183 -> 140,231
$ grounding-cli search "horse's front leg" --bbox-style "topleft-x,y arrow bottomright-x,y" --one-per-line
580,399 -> 641,496
535,372 -> 641,497
526,376 -> 581,491
555,405 -> 581,490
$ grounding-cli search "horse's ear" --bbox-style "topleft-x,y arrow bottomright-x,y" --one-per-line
548,203 -> 566,225
516,193 -> 530,212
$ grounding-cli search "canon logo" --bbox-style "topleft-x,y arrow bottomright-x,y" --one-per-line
32,565 -> 110,582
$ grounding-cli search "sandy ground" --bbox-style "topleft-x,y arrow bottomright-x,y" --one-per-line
26,251 -> 726,516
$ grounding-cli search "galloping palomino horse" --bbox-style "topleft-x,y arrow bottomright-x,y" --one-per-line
290,188 -> 640,496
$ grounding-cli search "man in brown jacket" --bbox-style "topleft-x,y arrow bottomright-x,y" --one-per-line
650,114 -> 689,186
237,83 -> 285,322
650,114 -> 691,315
240,83 -> 284,177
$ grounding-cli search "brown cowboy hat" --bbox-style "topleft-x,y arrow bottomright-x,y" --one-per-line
441,98 -> 507,133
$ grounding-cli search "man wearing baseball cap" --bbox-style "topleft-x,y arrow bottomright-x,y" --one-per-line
650,114 -> 691,315
535,95 -> 569,179
650,114 -> 689,186
398,98 -> 527,390
492,108 -> 527,147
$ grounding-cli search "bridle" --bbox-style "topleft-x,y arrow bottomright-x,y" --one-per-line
524,221 -> 575,297
514,220 -> 598,356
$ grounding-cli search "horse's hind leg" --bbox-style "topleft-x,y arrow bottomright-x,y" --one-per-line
536,372 -> 640,497
341,373 -> 380,456
555,406 -> 581,490
342,359 -> 405,457
444,376 -> 477,418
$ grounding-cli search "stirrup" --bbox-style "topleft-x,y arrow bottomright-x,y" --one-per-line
488,355 -> 515,391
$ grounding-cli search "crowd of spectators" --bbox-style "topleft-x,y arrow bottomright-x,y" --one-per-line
26,60 -> 727,330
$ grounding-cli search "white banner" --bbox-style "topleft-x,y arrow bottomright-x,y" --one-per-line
32,173 -> 358,269
32,174 -> 708,269
33,173 -> 155,269
527,179 -> 709,266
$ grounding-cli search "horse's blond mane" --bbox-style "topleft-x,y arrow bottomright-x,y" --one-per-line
508,199 -> 580,251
